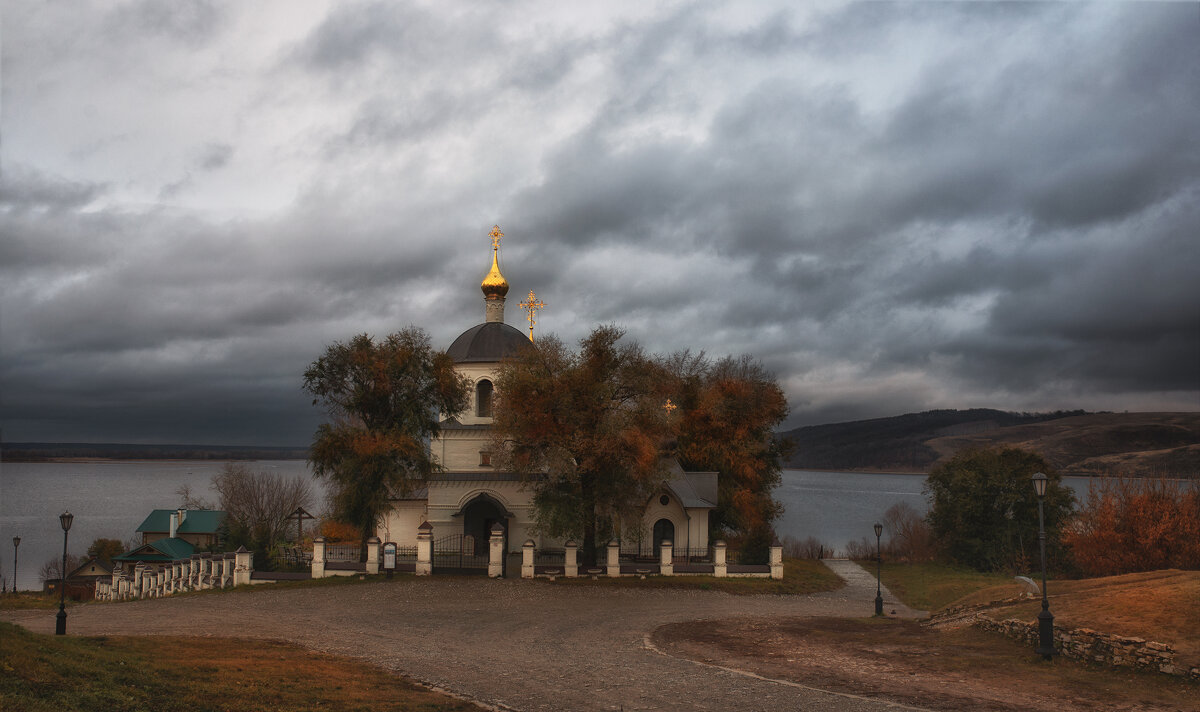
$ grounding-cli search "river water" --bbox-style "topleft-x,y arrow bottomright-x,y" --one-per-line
0,462 -> 1098,592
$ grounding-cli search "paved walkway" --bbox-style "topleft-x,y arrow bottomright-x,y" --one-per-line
4,561 -> 925,712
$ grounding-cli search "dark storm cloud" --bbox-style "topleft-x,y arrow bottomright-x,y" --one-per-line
2,2 -> 1197,443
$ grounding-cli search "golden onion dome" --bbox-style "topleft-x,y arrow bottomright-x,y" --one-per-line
481,248 -> 509,299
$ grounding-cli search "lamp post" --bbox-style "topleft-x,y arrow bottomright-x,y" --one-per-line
873,522 -> 884,616
1032,473 -> 1054,660
11,536 -> 19,594
56,511 -> 73,635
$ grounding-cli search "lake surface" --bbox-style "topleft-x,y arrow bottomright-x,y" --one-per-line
0,462 -> 1098,592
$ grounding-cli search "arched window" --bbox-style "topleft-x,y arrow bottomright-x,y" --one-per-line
476,379 -> 494,418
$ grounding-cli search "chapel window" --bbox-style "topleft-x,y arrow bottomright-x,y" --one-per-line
476,379 -> 494,418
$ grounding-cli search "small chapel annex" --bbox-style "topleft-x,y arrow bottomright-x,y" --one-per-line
379,227 -> 717,561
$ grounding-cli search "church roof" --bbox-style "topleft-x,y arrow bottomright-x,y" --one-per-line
665,461 -> 719,509
447,322 -> 531,363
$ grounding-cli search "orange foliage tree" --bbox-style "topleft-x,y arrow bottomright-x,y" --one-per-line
304,328 -> 470,556
666,352 -> 789,564
1064,478 -> 1200,576
492,326 -> 673,565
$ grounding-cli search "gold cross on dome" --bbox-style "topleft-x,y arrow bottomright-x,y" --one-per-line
519,289 -> 546,341
488,225 -> 504,250
663,399 -> 677,415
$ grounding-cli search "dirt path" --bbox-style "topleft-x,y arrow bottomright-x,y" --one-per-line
3,564 -> 925,712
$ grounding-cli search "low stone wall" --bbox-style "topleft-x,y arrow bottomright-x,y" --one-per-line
931,599 -> 1200,681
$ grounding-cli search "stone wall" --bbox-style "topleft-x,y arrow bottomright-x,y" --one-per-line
931,599 -> 1200,681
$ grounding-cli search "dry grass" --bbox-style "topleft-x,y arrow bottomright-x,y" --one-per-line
956,569 -> 1200,666
0,621 -> 479,712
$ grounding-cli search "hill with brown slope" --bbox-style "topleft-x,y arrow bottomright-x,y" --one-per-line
924,412 -> 1200,477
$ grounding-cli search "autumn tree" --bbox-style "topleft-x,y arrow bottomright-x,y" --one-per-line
925,447 -> 1074,572
1063,477 -> 1200,576
304,328 -> 470,555
491,326 -> 673,565
665,352 -> 789,563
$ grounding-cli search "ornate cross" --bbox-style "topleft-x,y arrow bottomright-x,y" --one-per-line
519,289 -> 546,341
488,225 -> 504,250
663,399 -> 677,415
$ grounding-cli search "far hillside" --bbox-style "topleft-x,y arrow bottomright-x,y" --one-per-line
780,410 -> 1200,477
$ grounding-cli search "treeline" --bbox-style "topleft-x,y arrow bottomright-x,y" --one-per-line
3,442 -> 308,462
777,409 -> 1089,471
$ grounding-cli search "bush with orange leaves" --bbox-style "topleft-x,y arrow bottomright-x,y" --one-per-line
320,520 -> 363,544
1063,477 -> 1200,576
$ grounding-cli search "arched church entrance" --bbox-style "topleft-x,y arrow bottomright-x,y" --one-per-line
462,494 -> 508,557
653,518 -> 675,560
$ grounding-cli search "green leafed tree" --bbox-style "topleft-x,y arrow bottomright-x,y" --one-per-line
491,326 -> 674,565
303,328 -> 470,555
924,446 -> 1075,572
86,538 -> 125,564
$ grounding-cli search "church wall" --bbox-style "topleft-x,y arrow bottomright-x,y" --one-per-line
380,501 -> 427,547
685,508 -> 710,551
438,431 -> 494,471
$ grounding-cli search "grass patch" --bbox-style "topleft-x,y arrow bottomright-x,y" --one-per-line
0,593 -> 71,611
874,561 -> 1012,611
543,558 -> 843,595
0,621 -> 478,712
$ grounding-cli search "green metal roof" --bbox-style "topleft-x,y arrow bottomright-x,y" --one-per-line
135,509 -> 225,534
114,537 -> 196,562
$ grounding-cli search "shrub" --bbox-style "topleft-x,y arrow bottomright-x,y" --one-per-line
845,536 -> 876,560
781,536 -> 827,559
1064,477 -> 1200,576
881,502 -> 935,562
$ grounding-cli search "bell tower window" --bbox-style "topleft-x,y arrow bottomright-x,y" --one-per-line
476,379 -> 494,418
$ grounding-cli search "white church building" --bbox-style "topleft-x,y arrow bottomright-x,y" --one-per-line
379,227 -> 717,560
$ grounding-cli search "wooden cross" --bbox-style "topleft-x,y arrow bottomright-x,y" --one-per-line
519,289 -> 546,341
663,399 -> 677,415
488,225 -> 504,250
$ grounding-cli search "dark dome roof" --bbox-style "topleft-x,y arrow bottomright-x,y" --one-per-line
447,322 -> 531,363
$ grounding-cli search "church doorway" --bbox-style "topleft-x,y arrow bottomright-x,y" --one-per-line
462,495 -> 507,557
653,518 -> 675,560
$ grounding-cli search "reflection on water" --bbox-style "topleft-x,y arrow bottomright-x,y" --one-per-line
775,469 -> 1096,555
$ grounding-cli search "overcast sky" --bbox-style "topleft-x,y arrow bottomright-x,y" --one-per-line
2,1 -> 1198,446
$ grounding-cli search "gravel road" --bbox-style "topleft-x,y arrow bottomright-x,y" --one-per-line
3,562 -> 924,711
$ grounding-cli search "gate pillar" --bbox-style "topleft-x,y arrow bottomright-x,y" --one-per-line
660,539 -> 674,576
311,537 -> 326,579
713,540 -> 728,578
489,524 -> 506,577
606,539 -> 620,577
416,522 -> 433,576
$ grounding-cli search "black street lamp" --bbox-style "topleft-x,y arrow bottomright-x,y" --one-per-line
56,511 -> 73,635
1032,473 -> 1054,660
11,536 -> 19,595
873,522 -> 884,616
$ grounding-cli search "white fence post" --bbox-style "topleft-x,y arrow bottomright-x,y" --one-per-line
488,524 -> 506,578
660,539 -> 674,576
564,540 -> 578,578
606,539 -> 620,577
770,543 -> 783,580
233,546 -> 253,586
415,522 -> 433,576
714,540 -> 728,578
366,536 -> 381,575
311,536 -> 326,579
521,539 -> 535,579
